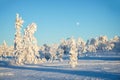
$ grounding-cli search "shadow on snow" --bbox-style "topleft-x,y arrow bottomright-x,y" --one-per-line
78,56 -> 120,61
0,61 -> 120,80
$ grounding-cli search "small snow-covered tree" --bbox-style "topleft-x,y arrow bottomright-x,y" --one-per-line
39,46 -> 45,59
57,47 -> 64,62
87,38 -> 98,53
42,44 -> 51,61
87,45 -> 96,53
105,41 -> 114,51
76,38 -> 86,57
49,44 -> 58,62
97,35 -> 108,52
84,38 -> 98,56
98,35 -> 108,43
68,37 -> 78,68
90,38 -> 98,46
111,36 -> 120,52
0,41 -> 8,59
60,39 -> 70,55
0,41 -> 14,61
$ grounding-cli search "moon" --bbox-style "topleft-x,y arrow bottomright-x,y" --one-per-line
76,22 -> 80,26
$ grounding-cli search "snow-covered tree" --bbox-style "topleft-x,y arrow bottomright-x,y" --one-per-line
86,38 -> 98,53
14,13 -> 24,51
83,38 -> 98,57
86,45 -> 96,53
49,44 -> 58,62
60,39 -> 70,55
23,23 -> 40,64
111,36 -> 120,52
0,41 -> 8,59
40,44 -> 58,62
76,38 -> 86,56
105,41 -> 114,51
57,47 -> 64,62
97,35 -> 108,52
95,35 -> 116,52
15,23 -> 40,65
14,14 -> 40,65
68,37 -> 78,68
0,41 -> 14,61
39,46 -> 45,59
98,35 -> 108,43
90,38 -> 98,46
42,44 -> 51,61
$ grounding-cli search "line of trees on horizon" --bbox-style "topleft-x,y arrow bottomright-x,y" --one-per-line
0,35 -> 120,59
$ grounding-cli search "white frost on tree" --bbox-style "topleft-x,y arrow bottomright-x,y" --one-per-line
23,23 -> 40,64
57,47 -> 64,62
0,41 -> 14,61
68,37 -> 78,68
40,44 -> 58,62
60,39 -> 68,54
87,45 -> 97,53
49,44 -> 58,62
42,44 -> 51,61
76,38 -> 86,57
14,14 -> 24,64
86,38 -> 98,53
98,35 -> 108,43
110,36 -> 120,52
97,35 -> 115,52
14,14 -> 40,65
0,41 -> 8,59
14,13 -> 24,51
14,13 -> 24,65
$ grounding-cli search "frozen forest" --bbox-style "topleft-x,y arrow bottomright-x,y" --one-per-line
0,14 -> 120,80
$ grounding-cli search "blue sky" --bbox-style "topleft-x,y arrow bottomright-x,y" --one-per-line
0,0 -> 120,46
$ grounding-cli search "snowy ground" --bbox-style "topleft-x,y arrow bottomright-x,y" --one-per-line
0,57 -> 120,80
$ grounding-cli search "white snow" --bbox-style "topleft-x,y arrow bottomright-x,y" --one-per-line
0,59 -> 120,80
